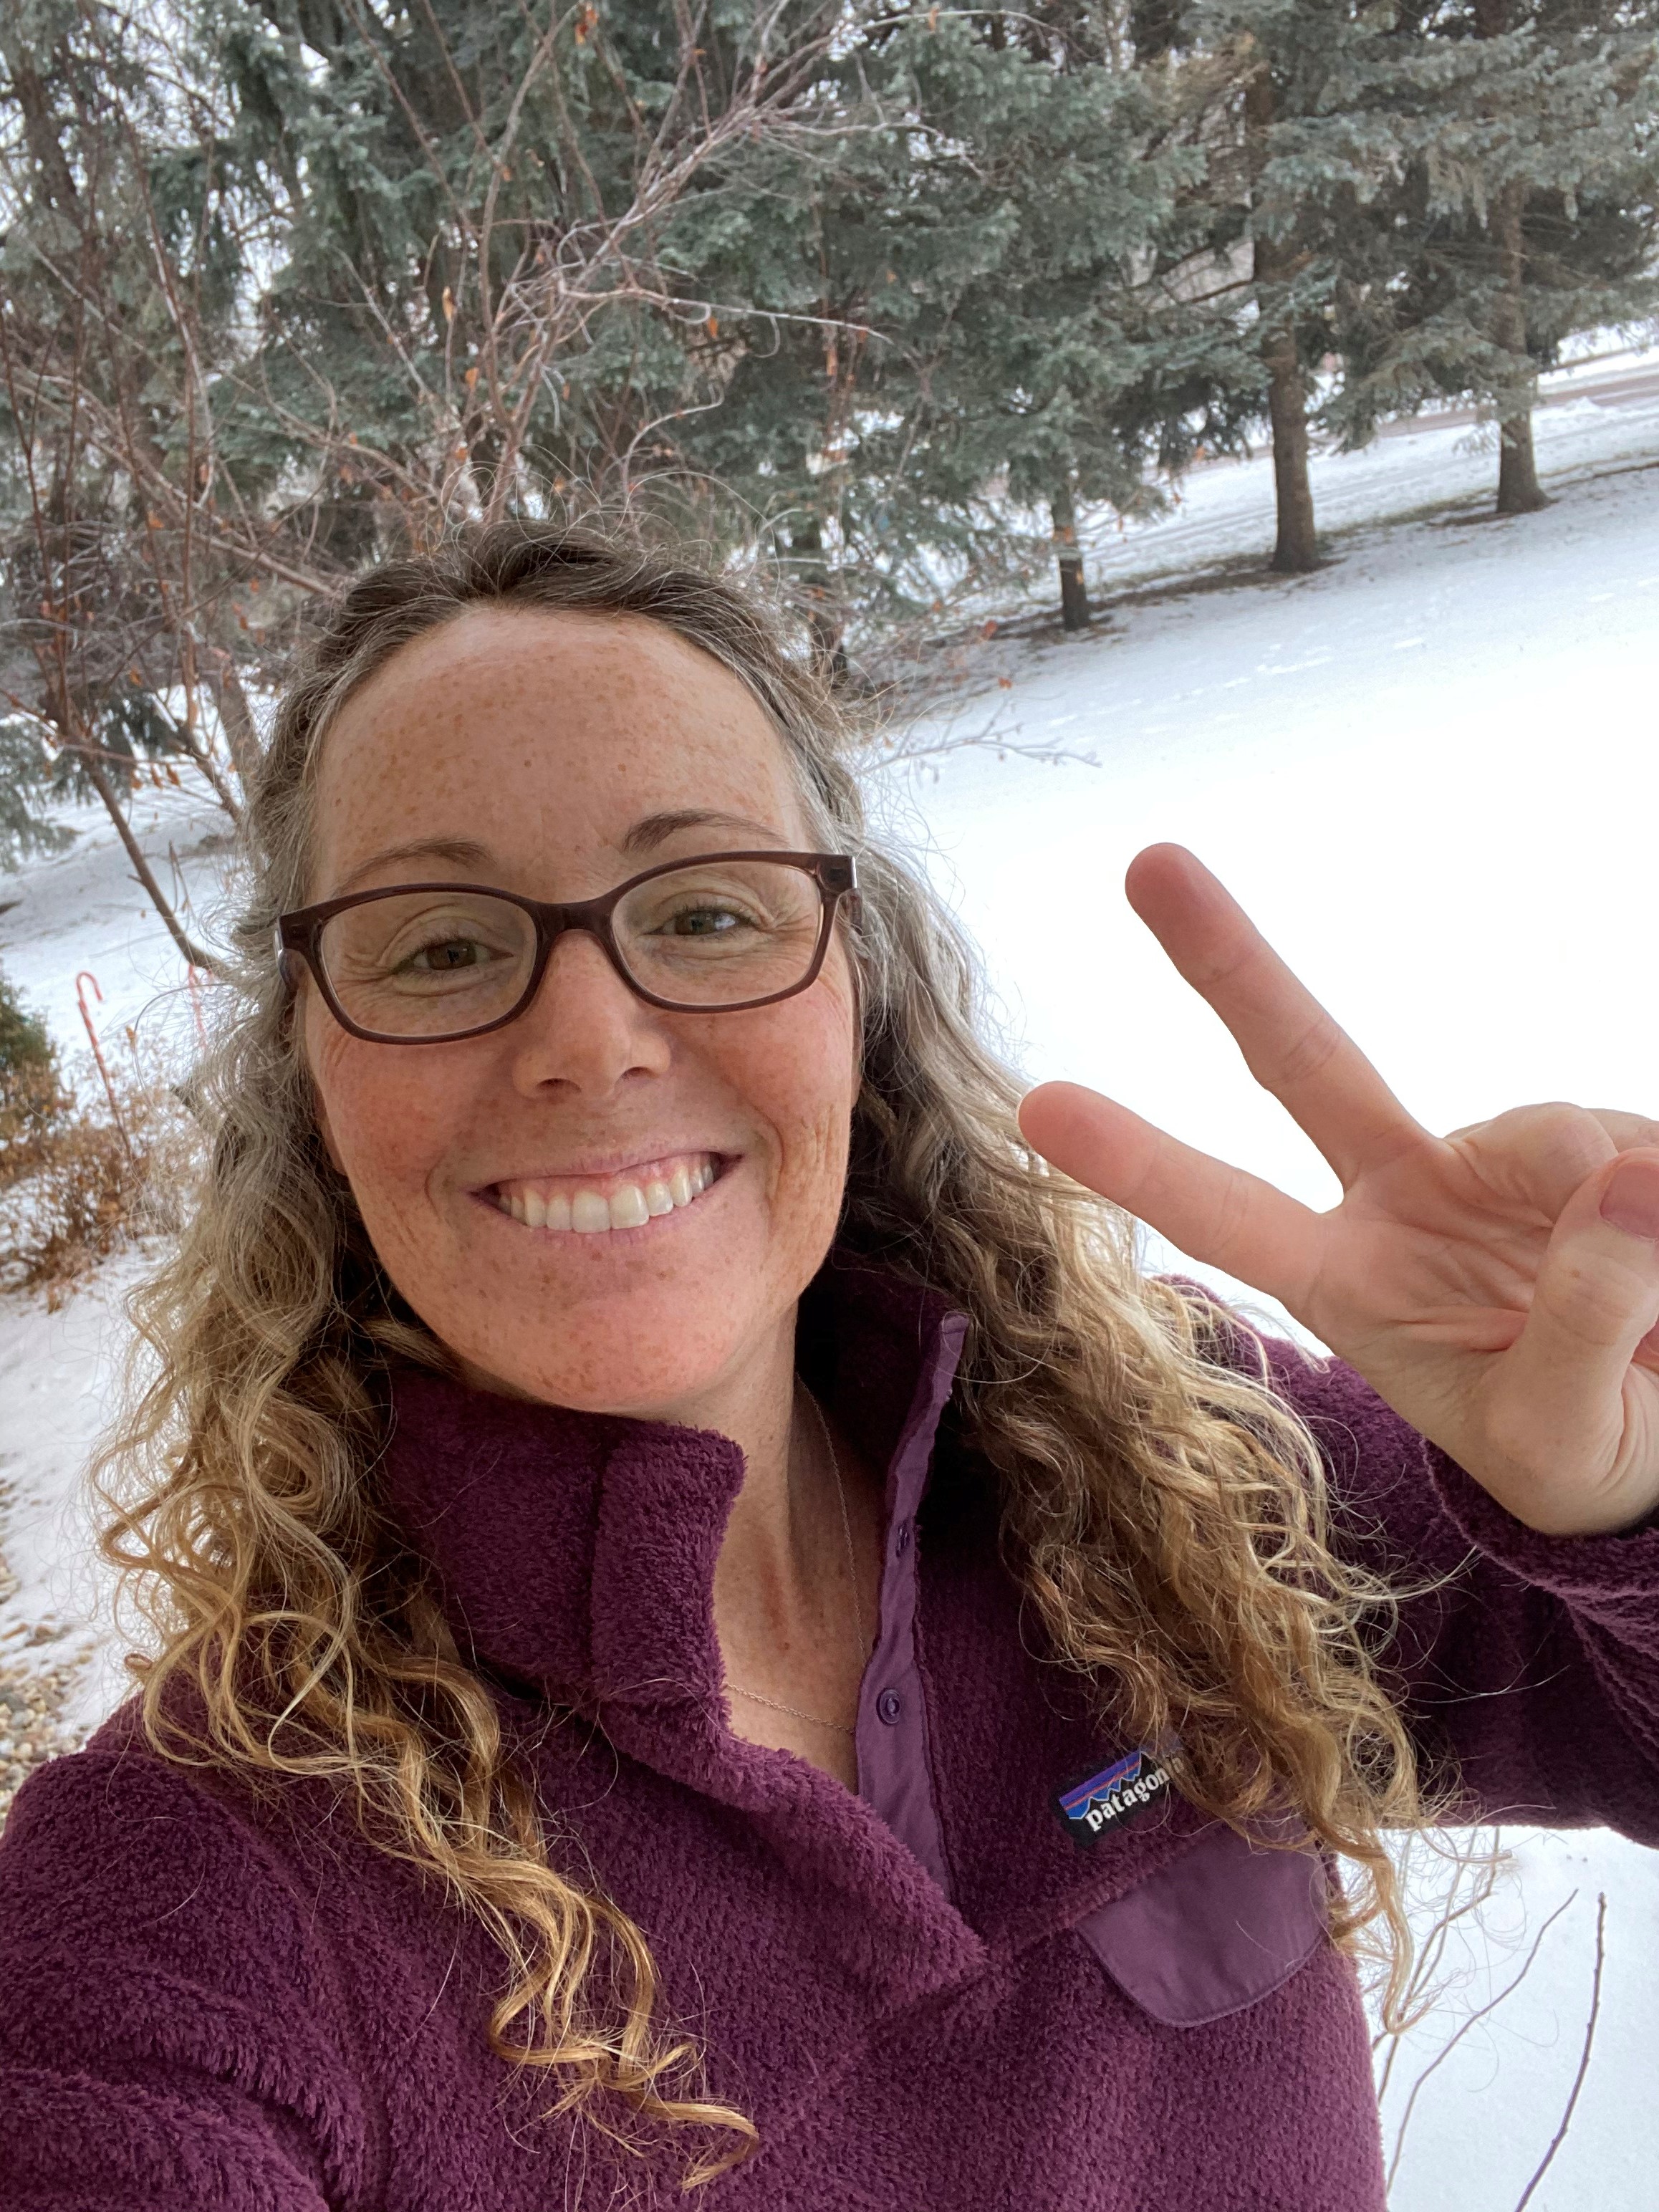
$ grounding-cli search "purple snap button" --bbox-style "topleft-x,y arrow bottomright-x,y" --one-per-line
894,1520 -> 912,1557
877,1688 -> 902,1726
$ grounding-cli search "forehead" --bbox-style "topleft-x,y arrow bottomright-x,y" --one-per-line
310,605 -> 805,892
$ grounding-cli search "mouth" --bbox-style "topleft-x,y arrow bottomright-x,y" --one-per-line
486,1150 -> 723,1236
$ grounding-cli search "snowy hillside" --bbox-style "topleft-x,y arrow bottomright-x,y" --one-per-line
3,350 -> 1658,2208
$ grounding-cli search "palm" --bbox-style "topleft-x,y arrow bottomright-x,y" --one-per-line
1019,846 -> 1659,1538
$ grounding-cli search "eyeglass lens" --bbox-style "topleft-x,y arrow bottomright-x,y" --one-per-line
314,859 -> 826,1037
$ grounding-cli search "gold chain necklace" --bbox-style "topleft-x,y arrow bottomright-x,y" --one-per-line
725,1387 -> 868,1737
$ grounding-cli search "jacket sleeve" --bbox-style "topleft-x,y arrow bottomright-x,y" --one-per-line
1254,1325 -> 1659,1842
0,1739 -> 373,2211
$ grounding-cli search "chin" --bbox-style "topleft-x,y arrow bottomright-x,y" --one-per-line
463,1322 -> 753,1419
417,1264 -> 766,1418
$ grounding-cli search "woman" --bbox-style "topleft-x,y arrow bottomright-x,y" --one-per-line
1,525 -> 1656,2211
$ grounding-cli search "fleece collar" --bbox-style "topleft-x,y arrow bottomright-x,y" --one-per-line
380,1255 -> 989,1996
381,1253 -> 963,1741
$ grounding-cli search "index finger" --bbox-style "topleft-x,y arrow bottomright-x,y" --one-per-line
1126,845 -> 1428,1191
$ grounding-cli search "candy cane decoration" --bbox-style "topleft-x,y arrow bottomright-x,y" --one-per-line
74,971 -> 131,1153
186,963 -> 209,1050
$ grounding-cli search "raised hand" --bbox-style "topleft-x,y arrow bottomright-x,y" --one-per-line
1017,845 -> 1659,1538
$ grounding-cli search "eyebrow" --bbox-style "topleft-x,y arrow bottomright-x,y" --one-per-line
329,813 -> 789,897
333,837 -> 495,895
620,809 -> 788,855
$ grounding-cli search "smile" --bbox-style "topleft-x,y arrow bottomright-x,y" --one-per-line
490,1151 -> 721,1235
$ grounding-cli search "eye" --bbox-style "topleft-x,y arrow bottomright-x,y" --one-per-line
658,900 -> 752,938
397,933 -> 504,973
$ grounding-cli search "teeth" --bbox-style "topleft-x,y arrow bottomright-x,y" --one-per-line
571,1191 -> 610,1234
608,1183 -> 649,1230
497,1156 -> 718,1235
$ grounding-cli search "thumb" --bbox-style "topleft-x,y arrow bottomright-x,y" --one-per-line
1487,1150 -> 1659,1529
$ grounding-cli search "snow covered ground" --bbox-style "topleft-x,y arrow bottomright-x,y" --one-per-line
1,351 -> 1657,2206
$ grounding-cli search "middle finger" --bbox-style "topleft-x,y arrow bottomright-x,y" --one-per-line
1125,844 -> 1429,1190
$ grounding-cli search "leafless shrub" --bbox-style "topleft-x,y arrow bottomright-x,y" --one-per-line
1370,1830 -> 1509,2100
0,1057 -> 72,1188
0,1049 -> 198,1306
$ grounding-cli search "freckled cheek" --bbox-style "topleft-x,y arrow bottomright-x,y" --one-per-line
726,994 -> 856,1224
307,1022 -> 472,1207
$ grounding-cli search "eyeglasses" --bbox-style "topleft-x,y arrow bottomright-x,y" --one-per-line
276,850 -> 857,1044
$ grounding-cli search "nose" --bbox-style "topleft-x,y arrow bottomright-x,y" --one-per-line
505,925 -> 672,1097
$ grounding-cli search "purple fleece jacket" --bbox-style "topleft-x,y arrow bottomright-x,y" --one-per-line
4,1258 -> 1659,2211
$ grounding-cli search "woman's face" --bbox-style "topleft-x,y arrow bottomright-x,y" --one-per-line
301,607 -> 860,1416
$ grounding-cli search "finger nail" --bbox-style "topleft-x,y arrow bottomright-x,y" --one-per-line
1600,1160 -> 1659,1242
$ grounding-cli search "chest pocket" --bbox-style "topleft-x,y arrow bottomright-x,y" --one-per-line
1076,1819 -> 1328,2028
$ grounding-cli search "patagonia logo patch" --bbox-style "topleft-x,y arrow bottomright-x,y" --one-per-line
1055,1749 -> 1173,1849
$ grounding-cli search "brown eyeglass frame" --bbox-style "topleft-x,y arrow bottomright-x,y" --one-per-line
276,850 -> 859,1044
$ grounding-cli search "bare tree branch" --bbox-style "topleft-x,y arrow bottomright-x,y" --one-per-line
1383,1888 -> 1577,2196
1512,1892 -> 1608,2212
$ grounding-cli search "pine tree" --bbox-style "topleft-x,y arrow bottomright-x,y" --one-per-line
680,9 -> 1254,642
0,963 -> 65,1160
6,0 -> 1655,723
1326,1 -> 1659,516
1169,1 -> 1431,574
1123,0 -> 1658,564
196,0 -> 824,529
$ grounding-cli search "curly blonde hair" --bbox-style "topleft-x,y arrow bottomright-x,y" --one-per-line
97,524 -> 1436,2187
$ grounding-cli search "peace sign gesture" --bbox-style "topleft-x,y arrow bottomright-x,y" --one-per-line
1018,846 -> 1659,1539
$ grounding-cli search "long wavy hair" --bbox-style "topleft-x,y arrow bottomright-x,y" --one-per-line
96,524 -> 1437,2186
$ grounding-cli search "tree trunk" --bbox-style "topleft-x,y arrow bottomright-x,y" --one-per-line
201,646 -> 264,796
1050,481 -> 1090,631
1246,67 -> 1319,574
1130,0 -> 1186,63
1491,180 -> 1547,515
1474,1 -> 1547,516
1496,408 -> 1544,515
1262,317 -> 1319,572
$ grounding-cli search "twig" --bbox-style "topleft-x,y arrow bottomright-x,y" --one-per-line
76,754 -> 222,977
1511,1892 -> 1608,2212
873,729 -> 1096,774
75,971 -> 131,1155
1383,1889 -> 1577,2196
1371,1839 -> 1504,2102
